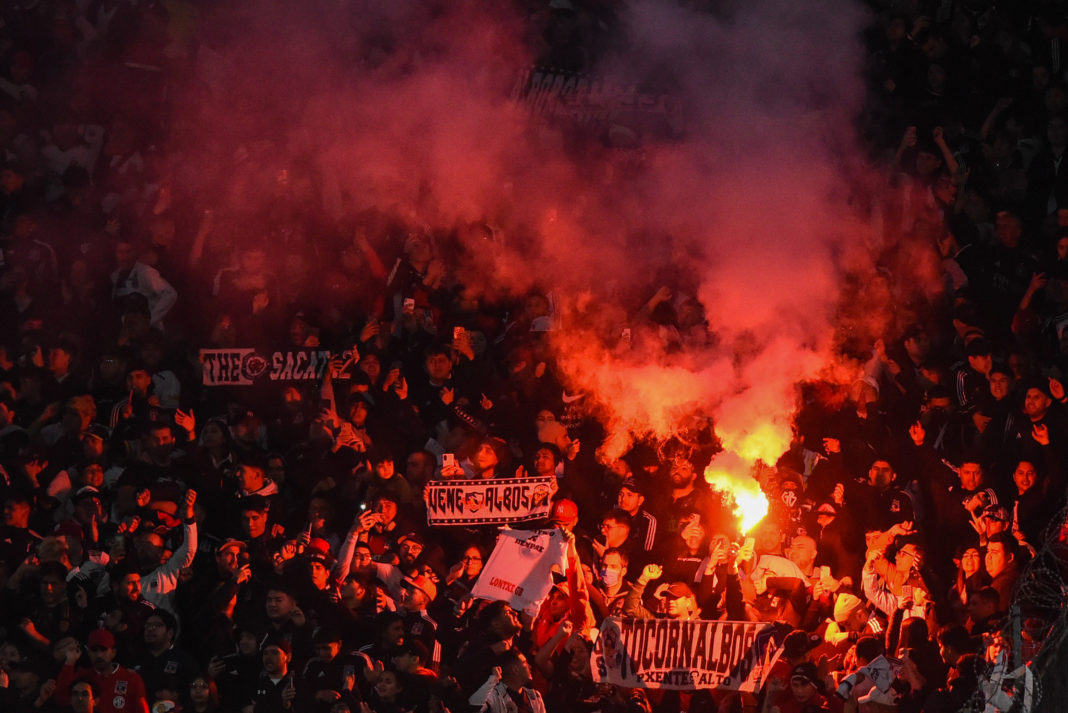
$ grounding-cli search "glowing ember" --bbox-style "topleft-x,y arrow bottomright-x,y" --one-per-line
704,450 -> 770,534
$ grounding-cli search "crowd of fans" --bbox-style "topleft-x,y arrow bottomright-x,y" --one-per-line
2,0 -> 1068,712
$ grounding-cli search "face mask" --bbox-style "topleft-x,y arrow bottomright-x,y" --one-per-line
600,568 -> 620,587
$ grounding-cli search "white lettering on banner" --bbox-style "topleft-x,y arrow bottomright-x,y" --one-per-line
591,617 -> 784,692
425,477 -> 555,525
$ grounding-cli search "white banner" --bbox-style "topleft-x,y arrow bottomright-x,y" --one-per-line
592,617 -> 782,691
471,528 -> 568,617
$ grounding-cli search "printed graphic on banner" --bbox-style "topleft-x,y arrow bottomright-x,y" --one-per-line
470,528 -> 569,617
425,477 -> 555,525
200,349 -> 355,386
591,617 -> 783,691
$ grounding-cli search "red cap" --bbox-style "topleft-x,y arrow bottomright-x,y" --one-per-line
550,498 -> 579,524
307,537 -> 332,555
87,628 -> 115,649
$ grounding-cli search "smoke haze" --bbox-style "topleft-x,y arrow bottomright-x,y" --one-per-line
169,0 -> 878,465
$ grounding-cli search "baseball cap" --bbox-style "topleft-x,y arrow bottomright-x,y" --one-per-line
396,532 -> 426,548
790,662 -> 820,687
87,628 -> 115,649
402,574 -> 438,602
783,631 -> 822,659
392,640 -> 429,662
306,550 -> 334,568
216,539 -> 247,554
73,486 -> 101,503
982,505 -> 1009,523
307,537 -> 332,555
84,424 -> 111,441
549,498 -> 579,524
619,477 -> 645,497
550,570 -> 570,597
659,582 -> 695,600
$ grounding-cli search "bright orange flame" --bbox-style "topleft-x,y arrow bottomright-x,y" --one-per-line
704,450 -> 772,535
720,421 -> 791,465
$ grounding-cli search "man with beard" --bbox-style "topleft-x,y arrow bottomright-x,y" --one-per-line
334,511 -> 417,605
1013,380 -> 1068,464
461,436 -> 508,480
399,574 -> 441,668
663,455 -> 717,537
249,639 -> 297,713
55,628 -> 150,713
94,564 -> 158,656
114,489 -> 197,617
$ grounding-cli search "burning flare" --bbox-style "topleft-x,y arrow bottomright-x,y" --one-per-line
703,421 -> 787,534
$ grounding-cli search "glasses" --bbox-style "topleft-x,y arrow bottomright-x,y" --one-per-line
600,522 -> 624,531
461,556 -> 482,562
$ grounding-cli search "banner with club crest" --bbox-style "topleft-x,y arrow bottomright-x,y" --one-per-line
424,477 -> 555,525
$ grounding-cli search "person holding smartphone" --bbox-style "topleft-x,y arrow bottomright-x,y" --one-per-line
297,629 -> 362,710
249,639 -> 296,713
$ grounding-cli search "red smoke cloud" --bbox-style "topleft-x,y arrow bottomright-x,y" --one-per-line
165,0 -> 892,513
